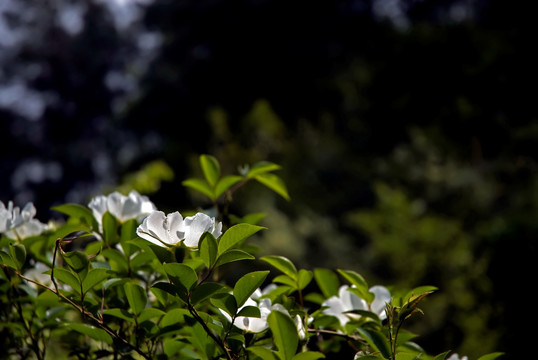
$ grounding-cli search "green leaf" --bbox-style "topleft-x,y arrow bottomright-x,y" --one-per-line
253,173 -> 290,200
124,282 -> 147,316
51,203 -> 95,227
82,268 -> 109,294
210,293 -> 238,317
356,328 -> 391,359
261,255 -> 297,278
314,268 -> 340,298
200,154 -> 221,187
199,232 -> 218,268
218,223 -> 265,255
67,323 -> 113,345
138,308 -> 166,323
190,282 -> 228,305
0,250 -> 17,269
103,308 -> 135,323
120,219 -> 139,256
432,351 -> 451,360
247,161 -> 282,177
151,282 -> 179,297
102,211 -> 119,245
214,249 -> 255,267
297,269 -> 313,290
337,269 -> 373,303
101,248 -> 129,272
233,270 -> 269,307
182,178 -> 214,199
477,353 -> 504,360
62,250 -> 89,281
53,267 -> 81,292
236,305 -> 261,318
268,310 -> 298,360
273,274 -> 297,288
9,243 -> 26,270
247,346 -> 281,360
215,175 -> 243,198
292,352 -> 326,360
402,286 -> 438,305
164,263 -> 198,295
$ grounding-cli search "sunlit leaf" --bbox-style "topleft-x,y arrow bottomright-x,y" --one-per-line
200,154 -> 221,187
261,255 -> 297,278
199,232 -> 218,268
182,178 -> 214,199
82,268 -> 109,294
297,269 -> 313,290
247,161 -> 282,177
292,352 -> 326,360
253,173 -> 290,200
215,175 -> 243,198
233,270 -> 269,307
218,223 -> 265,255
164,262 -> 198,295
51,203 -> 95,227
62,250 -> 89,281
214,249 -> 254,267
314,268 -> 340,298
477,353 -> 504,360
268,310 -> 298,360
356,328 -> 391,359
9,243 -> 26,270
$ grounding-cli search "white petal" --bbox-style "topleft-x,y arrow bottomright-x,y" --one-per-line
166,212 -> 185,244
183,213 -> 213,247
106,192 -> 126,220
369,285 -> 391,320
88,195 -> 108,227
136,211 -> 170,246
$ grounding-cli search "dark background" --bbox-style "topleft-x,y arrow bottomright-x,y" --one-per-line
1,0 -> 535,358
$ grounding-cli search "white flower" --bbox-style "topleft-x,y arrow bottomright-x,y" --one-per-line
0,201 -> 48,239
88,190 -> 156,230
136,211 -> 222,248
322,285 -> 391,326
221,286 -> 303,335
447,354 -> 468,360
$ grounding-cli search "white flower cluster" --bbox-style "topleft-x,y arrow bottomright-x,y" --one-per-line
87,190 -> 222,248
0,201 -> 48,240
322,285 -> 391,326
447,354 -> 468,360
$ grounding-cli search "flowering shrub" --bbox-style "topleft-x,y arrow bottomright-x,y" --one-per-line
0,155 -> 504,360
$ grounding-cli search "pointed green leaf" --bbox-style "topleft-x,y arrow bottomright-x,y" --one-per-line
138,308 -> 166,323
51,203 -> 95,227
337,269 -> 373,303
253,173 -> 290,200
297,269 -> 313,290
53,267 -> 81,293
314,268 -> 340,298
120,219 -> 138,256
200,154 -> 221,187
164,263 -> 198,295
210,293 -> 238,317
218,223 -> 265,255
233,270 -> 269,307
103,308 -> 135,323
82,268 -> 109,294
0,250 -> 16,269
432,351 -> 451,360
477,353 -> 504,360
236,305 -> 261,318
261,255 -> 297,278
268,310 -> 298,360
356,328 -> 391,359
199,232 -> 218,267
215,175 -> 244,198
214,249 -> 255,267
182,178 -> 215,199
124,282 -> 147,316
68,323 -> 113,345
247,346 -> 281,360
273,274 -> 297,288
9,243 -> 26,270
190,282 -> 228,305
102,211 -> 119,245
292,352 -> 326,360
62,250 -> 89,281
246,161 -> 282,177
